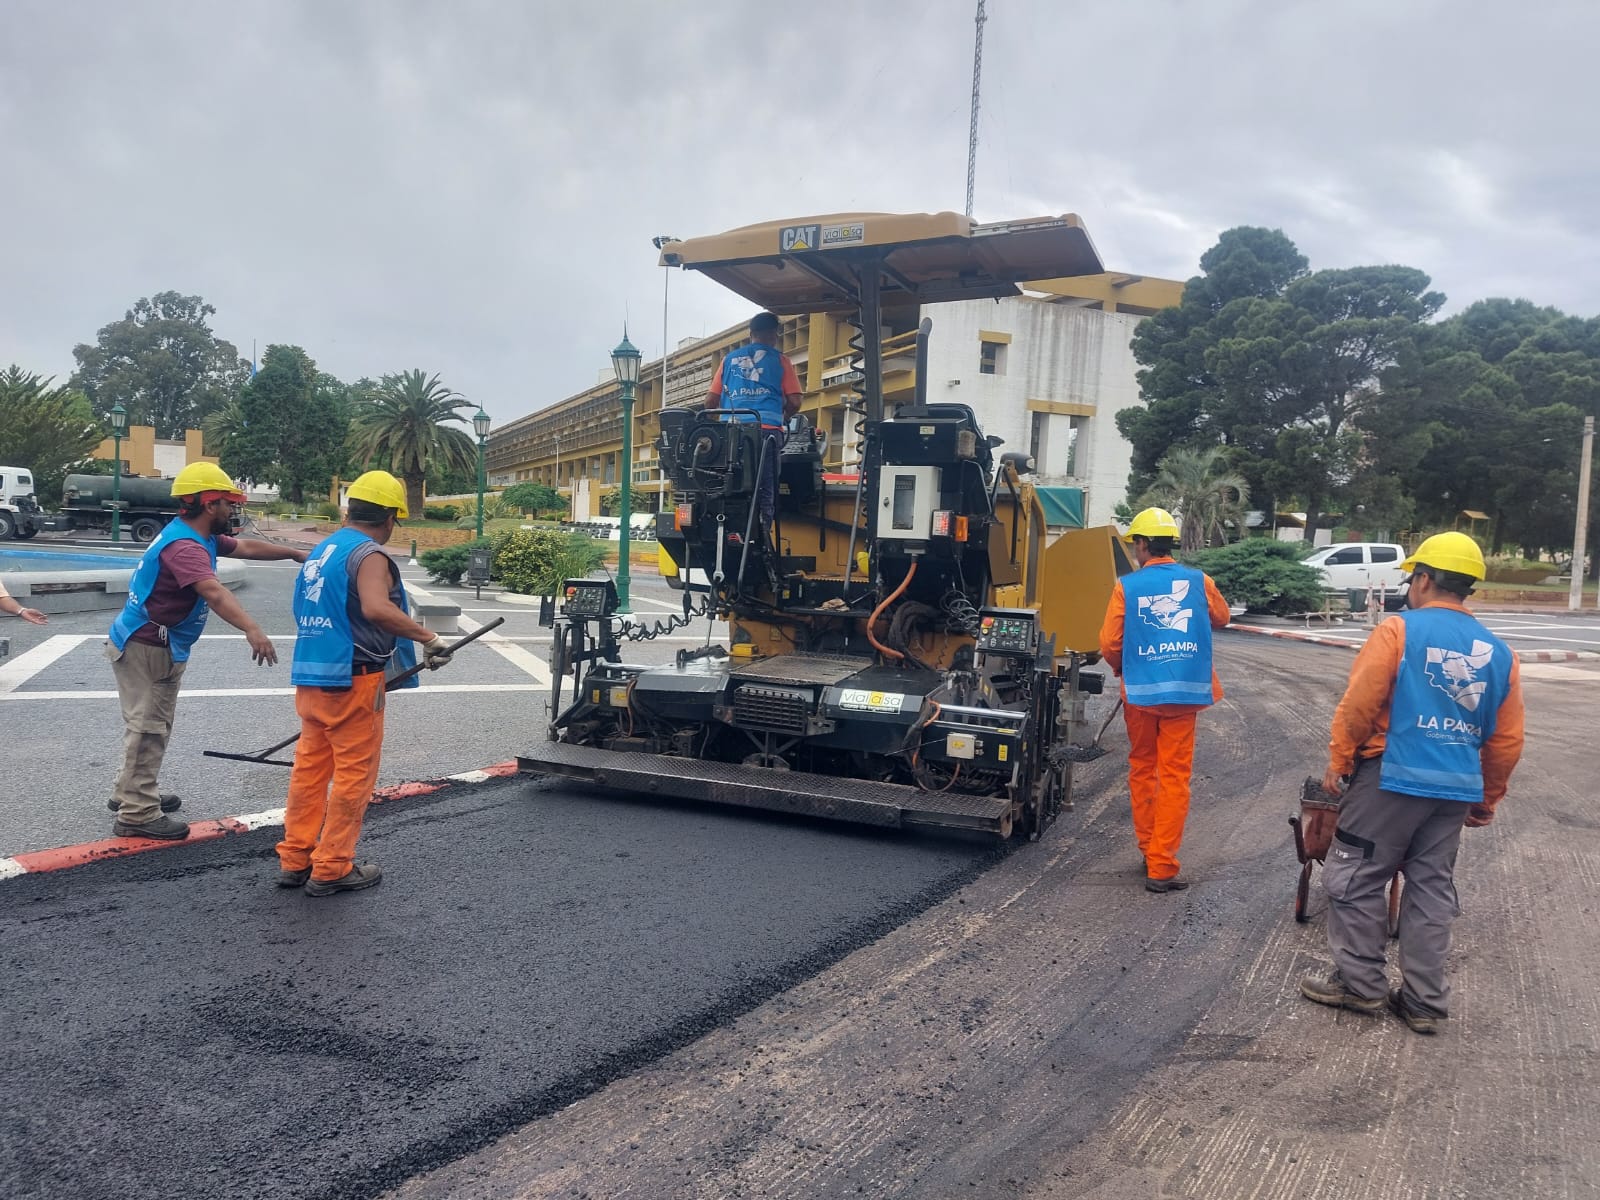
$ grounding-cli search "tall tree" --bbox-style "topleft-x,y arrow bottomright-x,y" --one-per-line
1370,300 -> 1600,556
348,370 -> 476,517
1139,446 -> 1251,551
70,292 -> 248,438
0,367 -> 105,506
221,346 -> 349,504
1120,228 -> 1309,494
1122,229 -> 1443,532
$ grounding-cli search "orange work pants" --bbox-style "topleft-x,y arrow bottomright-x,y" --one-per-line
1123,704 -> 1198,881
277,673 -> 386,882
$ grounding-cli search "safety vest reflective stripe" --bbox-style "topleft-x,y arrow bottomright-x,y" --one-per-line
1126,679 -> 1213,702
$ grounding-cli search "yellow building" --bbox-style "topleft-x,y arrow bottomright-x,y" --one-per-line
92,426 -> 217,479
485,271 -> 1182,522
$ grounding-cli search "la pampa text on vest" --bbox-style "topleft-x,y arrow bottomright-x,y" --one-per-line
108,519 -> 216,661
291,527 -> 419,689
718,344 -> 786,427
1121,562 -> 1214,707
1381,606 -> 1513,803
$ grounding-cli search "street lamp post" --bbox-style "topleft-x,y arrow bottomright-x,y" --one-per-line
653,235 -> 680,515
611,331 -> 642,615
1572,414 -> 1595,611
473,407 -> 491,539
109,402 -> 128,543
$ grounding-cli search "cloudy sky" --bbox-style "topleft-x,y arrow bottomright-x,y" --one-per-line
4,0 -> 1596,428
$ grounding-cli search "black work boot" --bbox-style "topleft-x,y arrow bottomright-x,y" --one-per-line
1388,988 -> 1441,1034
304,863 -> 382,897
1300,971 -> 1385,1014
276,867 -> 312,888
1145,875 -> 1189,893
112,814 -> 191,841
109,793 -> 182,814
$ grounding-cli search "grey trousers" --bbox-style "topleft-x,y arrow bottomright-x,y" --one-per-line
108,638 -> 187,824
1323,758 -> 1469,1016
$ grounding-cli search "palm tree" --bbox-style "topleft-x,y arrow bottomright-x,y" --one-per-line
348,370 -> 477,517
1141,446 -> 1251,551
201,398 -> 246,458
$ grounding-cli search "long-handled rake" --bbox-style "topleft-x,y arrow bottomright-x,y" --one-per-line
202,617 -> 506,767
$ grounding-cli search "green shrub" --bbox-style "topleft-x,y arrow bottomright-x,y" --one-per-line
494,529 -> 605,595
310,500 -> 341,519
1183,539 -> 1325,616
454,492 -> 515,528
418,537 -> 493,586
423,503 -> 461,522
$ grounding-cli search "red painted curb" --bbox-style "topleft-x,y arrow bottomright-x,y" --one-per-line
3,760 -> 522,881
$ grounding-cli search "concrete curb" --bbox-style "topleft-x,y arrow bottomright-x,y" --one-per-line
0,760 -> 520,883
1225,623 -> 1600,663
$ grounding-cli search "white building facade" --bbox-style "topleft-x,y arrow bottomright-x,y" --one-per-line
919,294 -> 1149,529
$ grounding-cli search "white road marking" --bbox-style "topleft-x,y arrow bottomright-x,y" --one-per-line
1520,663 -> 1600,682
627,594 -> 684,612
0,683 -> 545,702
233,807 -> 287,830
0,635 -> 94,696
455,614 -> 551,685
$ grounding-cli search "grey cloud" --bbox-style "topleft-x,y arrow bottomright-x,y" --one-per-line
3,0 -> 1596,430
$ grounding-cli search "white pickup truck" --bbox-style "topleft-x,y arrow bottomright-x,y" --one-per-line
1303,542 -> 1409,605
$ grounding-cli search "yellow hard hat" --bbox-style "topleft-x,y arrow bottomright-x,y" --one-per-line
170,462 -> 244,501
1123,506 -> 1180,543
1401,531 -> 1485,581
346,470 -> 409,519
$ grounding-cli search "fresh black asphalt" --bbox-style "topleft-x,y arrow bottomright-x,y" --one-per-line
0,777 -> 1000,1200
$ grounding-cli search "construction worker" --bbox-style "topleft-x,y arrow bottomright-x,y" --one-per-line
0,577 -> 47,624
1098,507 -> 1231,893
276,470 -> 452,896
107,463 -> 307,839
704,311 -> 803,534
1301,532 -> 1524,1034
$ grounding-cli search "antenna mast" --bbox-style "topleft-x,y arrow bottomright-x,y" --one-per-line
965,0 -> 987,217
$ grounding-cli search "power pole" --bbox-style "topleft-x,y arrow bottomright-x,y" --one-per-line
1571,414 -> 1594,611
965,0 -> 986,217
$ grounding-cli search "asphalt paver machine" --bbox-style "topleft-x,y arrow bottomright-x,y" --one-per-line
519,211 -> 1132,839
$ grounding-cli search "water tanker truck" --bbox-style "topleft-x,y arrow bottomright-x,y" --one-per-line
57,473 -> 183,543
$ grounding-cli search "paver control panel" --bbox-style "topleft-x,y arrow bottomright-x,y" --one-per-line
562,578 -> 618,618
975,607 -> 1040,658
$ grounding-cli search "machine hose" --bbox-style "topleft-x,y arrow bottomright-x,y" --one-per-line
867,560 -> 917,661
618,598 -> 712,642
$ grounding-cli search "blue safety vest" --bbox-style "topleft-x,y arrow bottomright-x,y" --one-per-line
717,342 -> 787,427
108,518 -> 216,662
290,527 -> 419,690
1121,562 -> 1215,708
1380,606 -> 1513,803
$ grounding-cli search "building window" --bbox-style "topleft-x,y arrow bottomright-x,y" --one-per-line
1029,412 -> 1046,464
979,339 -> 1006,376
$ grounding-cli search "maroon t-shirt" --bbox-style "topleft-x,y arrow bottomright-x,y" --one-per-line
129,534 -> 238,646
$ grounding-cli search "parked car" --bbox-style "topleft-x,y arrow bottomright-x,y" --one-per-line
1303,542 -> 1409,609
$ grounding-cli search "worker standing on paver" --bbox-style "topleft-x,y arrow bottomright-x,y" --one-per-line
107,463 -> 308,840
703,311 -> 803,536
277,470 -> 452,896
1098,507 -> 1231,893
1301,532 -> 1525,1034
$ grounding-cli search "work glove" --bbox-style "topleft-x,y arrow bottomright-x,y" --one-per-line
421,634 -> 453,671
1465,802 -> 1495,828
